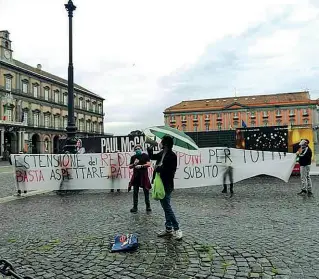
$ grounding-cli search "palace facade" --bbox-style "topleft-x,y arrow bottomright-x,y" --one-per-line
0,30 -> 105,159
164,91 -> 317,132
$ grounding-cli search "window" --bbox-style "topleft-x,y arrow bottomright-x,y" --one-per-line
276,120 -> 281,126
276,109 -> 281,116
5,77 -> 12,91
23,111 -> 28,125
205,114 -> 210,120
205,123 -> 209,131
251,122 -> 255,127
171,115 -> 175,121
217,123 -> 222,131
250,111 -> 255,117
63,93 -> 68,105
263,111 -> 268,117
182,115 -> 186,121
193,114 -> 198,120
54,116 -> 60,129
93,122 -> 97,132
44,88 -> 49,101
5,107 -> 12,121
63,117 -> 67,129
92,103 -> 96,112
289,109 -> 295,115
79,121 -> 84,132
233,112 -> 238,118
304,119 -> 308,124
44,114 -> 50,128
194,125 -> 197,132
86,101 -> 90,110
217,113 -> 222,118
79,98 -> 83,109
290,120 -> 295,126
86,121 -> 90,132
99,123 -> 103,134
54,91 -> 59,103
33,113 -> 39,127
303,109 -> 308,115
98,104 -> 102,114
264,122 -> 268,127
22,81 -> 28,93
33,85 -> 38,98
182,125 -> 186,131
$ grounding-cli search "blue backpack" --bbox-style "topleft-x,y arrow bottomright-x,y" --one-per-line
111,234 -> 138,252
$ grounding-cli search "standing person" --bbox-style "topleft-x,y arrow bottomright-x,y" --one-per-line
221,146 -> 234,195
297,139 -> 313,196
147,135 -> 182,240
128,144 -> 152,213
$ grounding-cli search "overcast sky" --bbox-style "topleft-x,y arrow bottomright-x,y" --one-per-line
1,0 -> 319,135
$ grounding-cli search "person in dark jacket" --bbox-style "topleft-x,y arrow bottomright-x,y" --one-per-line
147,135 -> 182,240
128,144 -> 152,213
297,139 -> 313,196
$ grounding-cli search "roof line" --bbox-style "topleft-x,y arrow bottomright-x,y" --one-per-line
178,91 -> 309,103
0,59 -> 105,100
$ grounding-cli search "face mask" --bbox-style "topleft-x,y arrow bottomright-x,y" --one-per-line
135,150 -> 142,155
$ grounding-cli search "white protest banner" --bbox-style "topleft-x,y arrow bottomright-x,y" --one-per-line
11,148 -> 296,192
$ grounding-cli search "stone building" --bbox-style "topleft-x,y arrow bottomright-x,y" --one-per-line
0,30 -> 105,159
164,91 -> 317,132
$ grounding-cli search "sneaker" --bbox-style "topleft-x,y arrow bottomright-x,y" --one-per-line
130,207 -> 138,213
298,190 -> 307,195
308,191 -> 314,197
174,230 -> 183,240
157,229 -> 173,237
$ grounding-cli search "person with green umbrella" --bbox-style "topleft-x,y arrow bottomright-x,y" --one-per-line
147,135 -> 182,240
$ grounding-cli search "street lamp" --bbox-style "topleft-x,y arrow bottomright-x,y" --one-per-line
63,0 -> 78,154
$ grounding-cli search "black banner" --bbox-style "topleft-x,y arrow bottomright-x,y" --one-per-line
236,126 -> 288,152
59,135 -> 160,153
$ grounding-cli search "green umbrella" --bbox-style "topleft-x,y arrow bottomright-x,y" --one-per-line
144,125 -> 199,155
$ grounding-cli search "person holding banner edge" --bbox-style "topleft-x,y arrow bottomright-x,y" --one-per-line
147,135 -> 183,240
128,144 -> 152,213
297,139 -> 313,196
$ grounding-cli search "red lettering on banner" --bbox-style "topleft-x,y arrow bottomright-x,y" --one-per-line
100,153 -> 109,166
177,152 -> 202,166
16,170 -> 44,183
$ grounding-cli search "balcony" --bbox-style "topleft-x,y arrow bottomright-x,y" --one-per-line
193,118 -> 198,122
262,114 -> 268,119
170,119 -> 176,124
204,117 -> 210,122
181,118 -> 187,123
233,115 -> 239,120
250,114 -> 256,119
303,111 -> 309,117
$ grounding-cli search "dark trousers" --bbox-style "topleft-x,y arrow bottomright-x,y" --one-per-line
223,166 -> 234,192
133,185 -> 150,208
160,192 -> 179,231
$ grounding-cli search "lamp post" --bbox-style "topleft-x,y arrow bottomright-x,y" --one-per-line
63,0 -> 78,154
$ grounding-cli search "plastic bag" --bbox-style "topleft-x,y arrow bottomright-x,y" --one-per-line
111,234 -> 138,252
152,173 -> 165,200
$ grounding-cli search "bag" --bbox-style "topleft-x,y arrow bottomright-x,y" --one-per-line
152,173 -> 165,200
111,234 -> 138,252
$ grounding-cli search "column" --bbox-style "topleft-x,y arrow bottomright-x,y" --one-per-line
0,129 -> 4,157
17,131 -> 21,153
20,131 -> 25,152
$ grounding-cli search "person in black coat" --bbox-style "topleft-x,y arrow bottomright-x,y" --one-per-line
297,139 -> 313,196
147,135 -> 182,240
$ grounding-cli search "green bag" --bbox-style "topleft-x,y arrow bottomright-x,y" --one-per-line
152,173 -> 166,200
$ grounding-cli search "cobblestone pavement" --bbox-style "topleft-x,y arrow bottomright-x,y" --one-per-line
0,171 -> 15,198
0,176 -> 319,279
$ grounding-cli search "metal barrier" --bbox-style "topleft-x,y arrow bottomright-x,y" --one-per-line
0,260 -> 34,279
